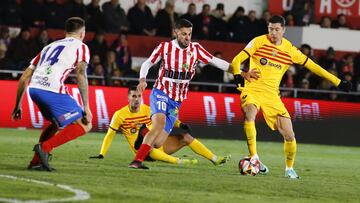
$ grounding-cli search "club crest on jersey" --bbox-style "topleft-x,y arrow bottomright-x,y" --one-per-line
272,50 -> 277,57
130,128 -> 137,134
260,58 -> 268,65
182,63 -> 189,70
187,51 -> 193,57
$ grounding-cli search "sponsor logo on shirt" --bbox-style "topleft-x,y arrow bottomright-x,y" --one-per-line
269,61 -> 282,69
34,75 -> 51,87
260,58 -> 268,65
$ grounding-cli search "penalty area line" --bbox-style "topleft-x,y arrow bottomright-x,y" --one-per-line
0,174 -> 90,203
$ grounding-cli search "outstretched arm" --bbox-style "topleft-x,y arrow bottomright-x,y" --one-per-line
12,67 -> 34,120
76,61 -> 92,124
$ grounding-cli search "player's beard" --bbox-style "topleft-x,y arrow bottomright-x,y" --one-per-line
177,39 -> 189,49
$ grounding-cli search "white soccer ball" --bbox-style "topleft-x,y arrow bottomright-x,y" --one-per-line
238,157 -> 260,176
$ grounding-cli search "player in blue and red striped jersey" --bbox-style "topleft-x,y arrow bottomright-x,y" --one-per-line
128,18 -> 259,169
12,17 -> 92,171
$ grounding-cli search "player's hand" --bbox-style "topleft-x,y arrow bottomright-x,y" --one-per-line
12,107 -> 22,121
338,80 -> 352,92
242,68 -> 260,82
89,154 -> 104,159
82,107 -> 93,125
137,78 -> 147,93
179,123 -> 192,134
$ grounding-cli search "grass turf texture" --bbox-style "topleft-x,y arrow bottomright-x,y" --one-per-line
0,128 -> 359,202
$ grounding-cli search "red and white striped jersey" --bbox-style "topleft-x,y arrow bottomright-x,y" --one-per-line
28,37 -> 90,94
149,39 -> 213,102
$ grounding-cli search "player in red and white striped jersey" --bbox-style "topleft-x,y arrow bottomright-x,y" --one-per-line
12,17 -> 92,171
129,19 -> 258,169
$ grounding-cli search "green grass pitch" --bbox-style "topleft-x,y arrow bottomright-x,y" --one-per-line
0,128 -> 359,202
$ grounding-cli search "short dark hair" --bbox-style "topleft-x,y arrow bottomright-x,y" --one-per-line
269,15 -> 286,27
128,86 -> 138,95
175,19 -> 193,29
65,17 -> 85,33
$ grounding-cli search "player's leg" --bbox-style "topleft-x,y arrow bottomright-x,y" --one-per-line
277,116 -> 299,179
129,113 -> 166,169
28,122 -> 58,168
242,103 -> 259,157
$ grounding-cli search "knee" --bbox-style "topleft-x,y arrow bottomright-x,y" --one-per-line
283,130 -> 295,141
176,133 -> 194,145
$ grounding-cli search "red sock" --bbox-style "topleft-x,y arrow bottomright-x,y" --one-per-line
139,127 -> 150,137
134,144 -> 152,162
30,123 -> 58,165
41,124 -> 86,153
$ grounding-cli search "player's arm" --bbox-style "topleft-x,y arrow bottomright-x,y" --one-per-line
230,39 -> 260,89
138,43 -> 164,93
89,127 -> 117,159
304,59 -> 351,91
292,47 -> 352,91
76,61 -> 92,124
12,67 -> 34,120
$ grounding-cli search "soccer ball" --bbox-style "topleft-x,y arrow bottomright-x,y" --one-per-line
238,157 -> 260,176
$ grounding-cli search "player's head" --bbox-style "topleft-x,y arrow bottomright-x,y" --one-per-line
174,19 -> 193,48
128,86 -> 142,111
65,17 -> 86,41
268,15 -> 286,44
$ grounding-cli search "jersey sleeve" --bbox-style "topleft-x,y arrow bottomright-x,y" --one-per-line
231,37 -> 261,74
195,43 -> 213,64
77,44 -> 90,64
149,42 -> 164,64
290,46 -> 308,65
29,52 -> 41,69
109,110 -> 123,130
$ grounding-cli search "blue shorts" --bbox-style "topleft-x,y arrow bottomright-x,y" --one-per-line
29,88 -> 84,127
150,89 -> 181,134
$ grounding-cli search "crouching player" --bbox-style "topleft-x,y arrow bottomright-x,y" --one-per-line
90,86 -> 230,166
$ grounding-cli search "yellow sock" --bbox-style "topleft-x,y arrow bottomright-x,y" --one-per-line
149,147 -> 179,164
188,139 -> 216,161
284,139 -> 297,168
244,121 -> 257,156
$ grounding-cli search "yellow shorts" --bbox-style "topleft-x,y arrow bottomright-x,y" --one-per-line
240,90 -> 290,130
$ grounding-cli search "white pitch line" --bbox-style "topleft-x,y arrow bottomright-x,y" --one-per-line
0,174 -> 90,203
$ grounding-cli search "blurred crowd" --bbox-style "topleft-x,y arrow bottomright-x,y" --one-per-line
0,0 -> 359,101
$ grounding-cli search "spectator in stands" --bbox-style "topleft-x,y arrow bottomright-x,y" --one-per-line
102,0 -> 128,33
112,69 -> 126,86
68,0 -> 87,21
297,78 -> 312,99
7,27 -> 37,70
43,0 -> 67,28
290,0 -> 315,26
155,0 -> 179,37
86,0 -> 104,31
328,86 -> 339,101
35,29 -> 52,53
201,51 -> 225,91
89,63 -> 105,86
339,54 -> 354,77
319,47 -> 337,71
294,44 -> 319,88
258,10 -> 271,35
354,52 -> 360,78
0,26 -> 11,47
0,42 -> 11,70
180,3 -> 197,25
193,4 -> 212,40
247,10 -> 261,41
228,6 -> 249,42
22,0 -> 45,27
88,30 -> 108,62
88,54 -> 101,75
320,16 -> 332,28
285,13 -> 295,26
332,14 -> 350,29
103,51 -> 120,86
110,32 -> 136,77
127,0 -> 155,36
1,0 -> 23,26
209,3 -> 229,41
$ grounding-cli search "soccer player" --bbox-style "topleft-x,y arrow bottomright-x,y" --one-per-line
231,15 -> 352,179
129,18 -> 258,169
90,86 -> 230,166
12,17 -> 92,171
